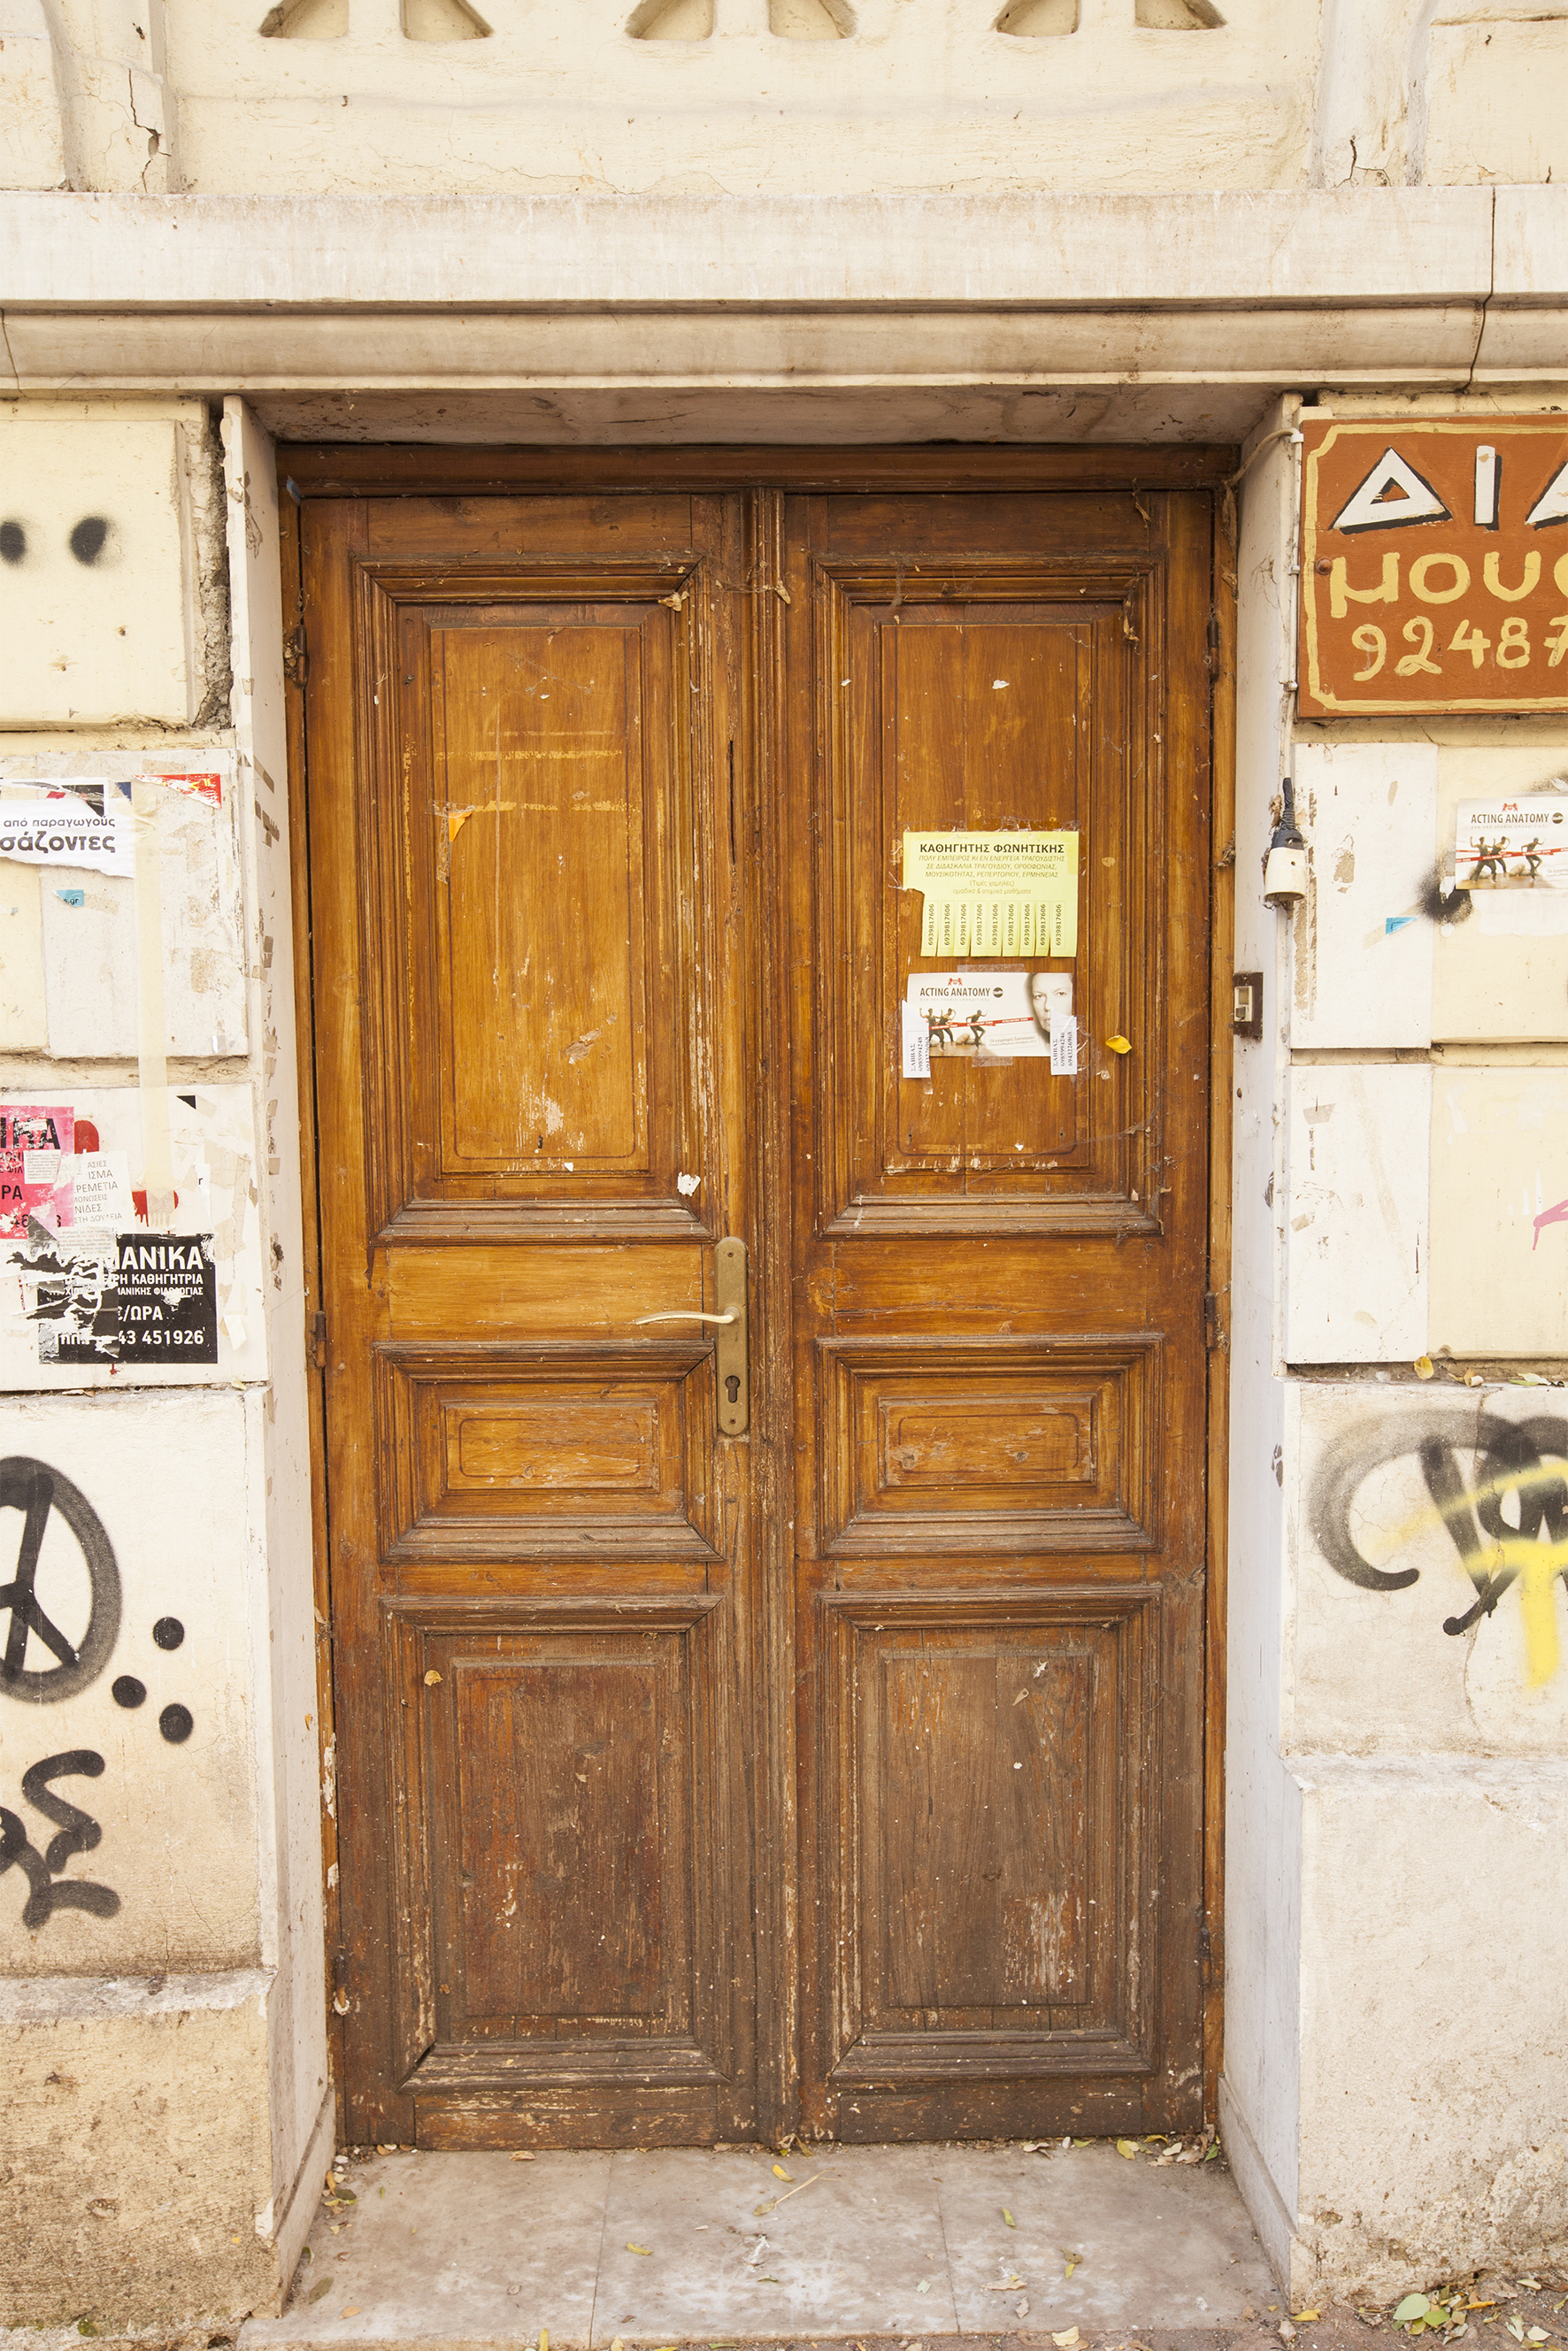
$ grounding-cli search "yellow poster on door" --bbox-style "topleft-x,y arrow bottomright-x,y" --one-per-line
902,829 -> 1079,958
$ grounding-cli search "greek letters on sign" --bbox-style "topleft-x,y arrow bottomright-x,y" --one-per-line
1299,418 -> 1568,715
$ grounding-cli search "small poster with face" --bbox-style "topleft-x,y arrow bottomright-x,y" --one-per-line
903,971 -> 1073,1063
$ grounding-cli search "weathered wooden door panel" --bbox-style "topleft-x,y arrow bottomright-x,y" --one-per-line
304,471 -> 1213,2150
781,489 -> 1211,2142
305,494 -> 759,2147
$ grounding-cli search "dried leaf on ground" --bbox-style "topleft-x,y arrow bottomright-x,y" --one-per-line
772,2163 -> 792,2180
627,2243 -> 653,2256
1116,2140 -> 1139,2157
307,2282 -> 332,2305
1053,2328 -> 1080,2346
1003,2208 -> 1016,2227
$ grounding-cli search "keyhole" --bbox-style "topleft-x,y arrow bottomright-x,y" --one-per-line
725,1373 -> 741,1405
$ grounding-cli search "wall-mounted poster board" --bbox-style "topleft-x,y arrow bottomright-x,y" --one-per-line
1298,417 -> 1568,717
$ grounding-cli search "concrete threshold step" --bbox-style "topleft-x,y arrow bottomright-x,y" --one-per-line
236,2140 -> 1276,2351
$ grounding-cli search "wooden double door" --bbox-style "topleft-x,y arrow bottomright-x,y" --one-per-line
300,458 -> 1218,2150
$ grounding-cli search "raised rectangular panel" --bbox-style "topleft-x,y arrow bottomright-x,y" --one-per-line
0,419 -> 196,726
1426,22 -> 1568,188
384,1598 -> 726,2093
1433,744 -> 1568,1044
819,1335 -> 1158,1553
1284,1063 -> 1430,1364
450,1397 -> 660,1491
33,773 -> 246,1060
376,1345 -> 719,1561
0,864 -> 46,1049
355,563 -> 716,1241
1291,742 -> 1436,1051
820,1592 -> 1152,2082
811,559 -> 1167,1240
1430,1069 -> 1568,1358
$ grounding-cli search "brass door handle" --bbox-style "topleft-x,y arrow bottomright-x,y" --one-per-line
634,1236 -> 749,1437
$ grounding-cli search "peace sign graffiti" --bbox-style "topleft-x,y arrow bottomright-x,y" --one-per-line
0,1458 -> 119,1704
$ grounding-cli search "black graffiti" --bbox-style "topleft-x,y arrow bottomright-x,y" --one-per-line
69,517 -> 110,566
0,1457 -> 120,1702
0,1751 -> 119,1930
1312,1411 -> 1568,1634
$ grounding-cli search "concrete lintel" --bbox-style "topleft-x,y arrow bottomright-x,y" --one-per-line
0,189 -> 1514,313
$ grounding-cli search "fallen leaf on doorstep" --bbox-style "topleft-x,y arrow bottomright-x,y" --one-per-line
1506,2318 -> 1525,2342
627,2244 -> 653,2256
1396,2301 -> 1434,2329
773,2164 -> 792,2179
1526,2332 -> 1549,2343
1065,2257 -> 1079,2279
510,2152 -> 535,2163
986,2276 -> 1025,2293
1203,2143 -> 1221,2160
611,2339 -> 623,2351
1470,2302 -> 1496,2312
1003,2208 -> 1016,2227
1280,2327 -> 1295,2342
1415,1356 -> 1435,1380
342,2309 -> 363,2319
1053,2328 -> 1080,2347
1295,2312 -> 1321,2323
1106,1035 -> 1131,1055
1017,2302 -> 1029,2321
916,2279 -> 932,2295
307,2282 -> 333,2304
1116,2139 -> 1139,2157
540,2330 -> 548,2351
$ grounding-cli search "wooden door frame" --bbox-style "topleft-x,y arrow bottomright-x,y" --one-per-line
280,443 -> 1238,2134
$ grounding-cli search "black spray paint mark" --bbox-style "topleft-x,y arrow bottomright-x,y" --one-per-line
69,517 -> 110,566
0,1458 -> 120,1703
153,1616 -> 184,1651
159,1703 -> 194,1744
1417,861 -> 1473,927
1311,1411 -> 1568,1635
112,1675 -> 146,1708
0,1751 -> 119,1929
0,520 -> 26,565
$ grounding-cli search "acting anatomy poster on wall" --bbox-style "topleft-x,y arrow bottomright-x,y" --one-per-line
0,1086 -> 264,1388
1455,797 -> 1568,893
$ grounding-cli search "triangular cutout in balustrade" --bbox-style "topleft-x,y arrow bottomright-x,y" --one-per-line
770,0 -> 853,36
995,0 -> 1078,33
627,0 -> 713,36
1135,0 -> 1225,24
258,0 -> 347,38
403,0 -> 491,36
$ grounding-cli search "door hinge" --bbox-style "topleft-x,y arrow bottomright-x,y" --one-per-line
1203,1291 -> 1228,1352
283,624 -> 308,688
312,1310 -> 328,1370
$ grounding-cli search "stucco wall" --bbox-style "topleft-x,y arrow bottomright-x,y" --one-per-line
0,396 -> 327,2329
1220,389 -> 1568,2301
2,0 -> 1566,199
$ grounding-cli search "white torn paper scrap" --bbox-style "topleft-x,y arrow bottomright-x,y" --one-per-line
676,1171 -> 701,1195
901,1002 -> 932,1079
69,1149 -> 133,1229
1049,1017 -> 1079,1077
0,780 -> 135,877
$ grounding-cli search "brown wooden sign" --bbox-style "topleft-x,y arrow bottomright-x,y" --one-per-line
1299,416 -> 1568,716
